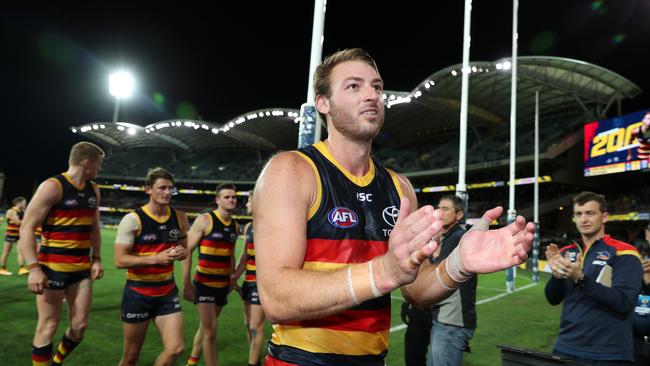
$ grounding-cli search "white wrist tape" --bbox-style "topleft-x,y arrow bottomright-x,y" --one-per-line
445,245 -> 472,284
448,216 -> 488,284
347,266 -> 360,305
435,266 -> 454,291
368,260 -> 382,298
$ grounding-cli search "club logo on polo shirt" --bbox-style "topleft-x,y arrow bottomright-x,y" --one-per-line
328,207 -> 359,229
593,250 -> 611,266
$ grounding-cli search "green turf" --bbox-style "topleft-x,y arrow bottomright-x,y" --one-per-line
0,226 -> 561,365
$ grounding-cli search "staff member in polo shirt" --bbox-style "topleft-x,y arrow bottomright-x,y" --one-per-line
545,191 -> 643,365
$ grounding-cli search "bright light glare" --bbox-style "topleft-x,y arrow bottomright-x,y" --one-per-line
109,70 -> 135,98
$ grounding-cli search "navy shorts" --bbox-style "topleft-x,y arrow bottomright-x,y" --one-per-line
41,266 -> 90,290
193,280 -> 228,306
4,235 -> 19,243
241,281 -> 260,305
121,286 -> 181,323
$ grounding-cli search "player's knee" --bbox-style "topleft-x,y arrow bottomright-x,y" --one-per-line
167,343 -> 184,358
121,350 -> 141,365
70,320 -> 88,338
36,318 -> 60,338
250,322 -> 264,336
204,329 -> 216,341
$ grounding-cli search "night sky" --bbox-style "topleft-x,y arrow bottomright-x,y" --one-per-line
2,1 -> 649,202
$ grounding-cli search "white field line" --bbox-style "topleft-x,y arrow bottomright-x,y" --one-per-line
389,282 -> 537,333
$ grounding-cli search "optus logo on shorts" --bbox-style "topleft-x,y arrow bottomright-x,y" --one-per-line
328,207 -> 359,229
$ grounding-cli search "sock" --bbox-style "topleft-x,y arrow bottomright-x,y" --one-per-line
32,344 -> 52,366
51,334 -> 80,365
1,266 -> 6,270
248,363 -> 261,366
187,355 -> 200,366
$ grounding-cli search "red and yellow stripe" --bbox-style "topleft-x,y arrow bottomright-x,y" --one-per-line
273,237 -> 391,355
245,241 -> 256,282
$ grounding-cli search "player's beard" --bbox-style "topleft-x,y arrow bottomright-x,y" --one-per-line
328,100 -> 384,143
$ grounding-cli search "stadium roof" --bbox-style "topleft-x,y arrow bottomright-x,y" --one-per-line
379,56 -> 641,146
71,108 -> 301,152
72,56 -> 641,152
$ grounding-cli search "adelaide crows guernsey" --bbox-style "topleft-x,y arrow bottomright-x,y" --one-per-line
39,173 -> 97,272
5,207 -> 23,241
127,206 -> 182,297
194,211 -> 238,288
268,141 -> 403,366
637,127 -> 650,160
244,223 -> 256,283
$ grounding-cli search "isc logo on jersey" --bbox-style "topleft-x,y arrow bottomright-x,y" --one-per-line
328,207 -> 359,229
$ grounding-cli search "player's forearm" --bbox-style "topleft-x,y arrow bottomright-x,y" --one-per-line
181,256 -> 193,285
401,260 -> 457,308
91,234 -> 101,257
18,230 -> 38,264
114,252 -> 158,269
233,252 -> 247,279
259,259 -> 389,323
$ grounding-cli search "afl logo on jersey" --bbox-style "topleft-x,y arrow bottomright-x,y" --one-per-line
143,233 -> 158,241
328,207 -> 359,229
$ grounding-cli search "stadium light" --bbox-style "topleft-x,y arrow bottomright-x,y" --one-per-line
109,70 -> 135,123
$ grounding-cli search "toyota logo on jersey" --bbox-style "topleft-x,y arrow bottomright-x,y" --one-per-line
328,207 -> 359,229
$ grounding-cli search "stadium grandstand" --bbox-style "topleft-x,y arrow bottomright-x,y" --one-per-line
70,56 -> 650,247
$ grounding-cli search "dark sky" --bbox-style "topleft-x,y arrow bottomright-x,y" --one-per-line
1,1 -> 649,202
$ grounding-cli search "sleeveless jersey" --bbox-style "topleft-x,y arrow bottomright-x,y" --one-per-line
244,223 -> 256,283
5,207 -> 23,239
637,127 -> 650,159
269,141 -> 403,365
127,206 -> 182,297
39,173 -> 97,272
194,211 -> 238,288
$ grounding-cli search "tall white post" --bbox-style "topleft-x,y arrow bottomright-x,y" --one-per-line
533,90 -> 540,283
456,0 -> 472,209
506,0 -> 519,293
298,0 -> 327,148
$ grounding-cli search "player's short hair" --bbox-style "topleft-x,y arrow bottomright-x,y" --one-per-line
439,194 -> 465,213
12,196 -> 26,206
145,167 -> 174,187
69,142 -> 105,166
215,183 -> 236,198
572,191 -> 607,213
313,48 -> 379,121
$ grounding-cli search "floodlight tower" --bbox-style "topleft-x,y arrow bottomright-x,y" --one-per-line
109,70 -> 135,123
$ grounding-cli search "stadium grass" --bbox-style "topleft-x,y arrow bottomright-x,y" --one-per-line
0,226 -> 561,365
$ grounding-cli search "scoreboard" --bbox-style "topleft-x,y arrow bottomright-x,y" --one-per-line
584,109 -> 650,176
